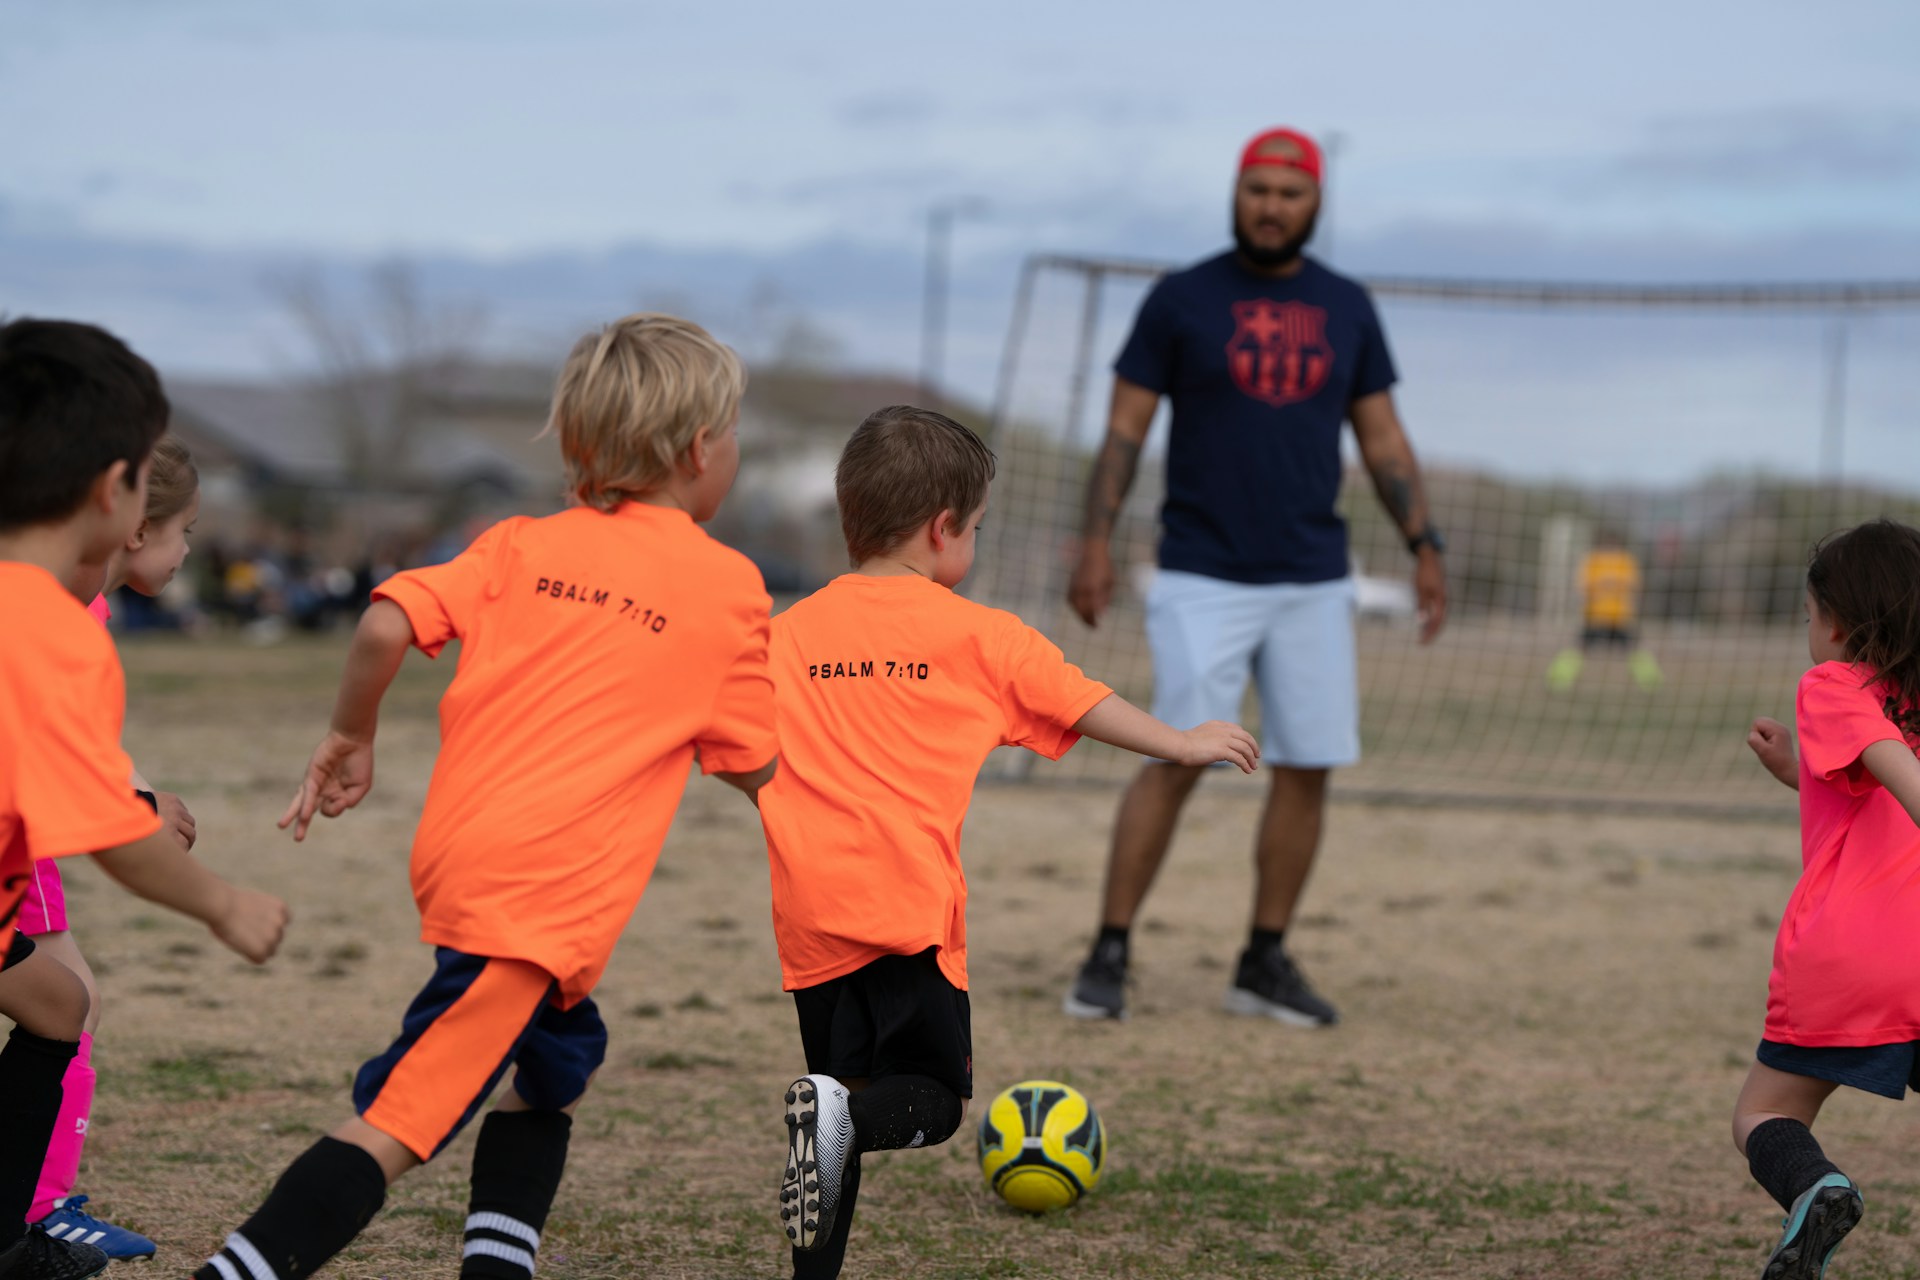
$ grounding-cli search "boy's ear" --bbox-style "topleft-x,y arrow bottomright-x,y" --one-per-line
929,507 -> 957,550
686,423 -> 714,477
94,459 -> 132,512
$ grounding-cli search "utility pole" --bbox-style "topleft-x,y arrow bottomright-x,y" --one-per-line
1318,130 -> 1346,265
1819,315 -> 1850,481
920,197 -> 987,402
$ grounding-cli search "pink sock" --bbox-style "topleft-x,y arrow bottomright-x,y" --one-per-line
27,1031 -> 93,1223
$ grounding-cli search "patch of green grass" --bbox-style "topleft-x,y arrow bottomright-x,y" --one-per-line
140,1048 -> 261,1100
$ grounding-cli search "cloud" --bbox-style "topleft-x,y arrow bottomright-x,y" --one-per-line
1601,106 -> 1920,190
835,92 -> 941,129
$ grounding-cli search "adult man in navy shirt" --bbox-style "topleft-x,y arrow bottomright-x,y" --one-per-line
1063,127 -> 1448,1027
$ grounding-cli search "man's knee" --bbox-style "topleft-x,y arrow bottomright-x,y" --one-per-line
1269,765 -> 1329,798
1140,760 -> 1208,799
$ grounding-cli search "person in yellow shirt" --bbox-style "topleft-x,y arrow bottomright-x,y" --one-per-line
1549,531 -> 1662,691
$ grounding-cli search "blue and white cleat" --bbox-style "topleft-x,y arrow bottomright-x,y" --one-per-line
1763,1173 -> 1862,1279
35,1196 -> 157,1260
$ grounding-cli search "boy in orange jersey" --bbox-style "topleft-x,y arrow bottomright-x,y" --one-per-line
0,318 -> 287,1279
194,314 -> 778,1280
762,406 -> 1257,1277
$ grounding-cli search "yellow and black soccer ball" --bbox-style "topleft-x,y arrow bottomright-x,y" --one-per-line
976,1079 -> 1105,1211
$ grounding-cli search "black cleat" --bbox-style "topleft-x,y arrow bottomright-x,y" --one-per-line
0,1226 -> 110,1279
1763,1173 -> 1862,1279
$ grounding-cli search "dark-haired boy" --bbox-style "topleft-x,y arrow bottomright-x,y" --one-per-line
0,318 -> 288,1278
761,405 -> 1258,1278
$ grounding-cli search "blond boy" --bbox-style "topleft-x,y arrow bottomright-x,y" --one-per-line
195,315 -> 778,1280
762,406 -> 1256,1278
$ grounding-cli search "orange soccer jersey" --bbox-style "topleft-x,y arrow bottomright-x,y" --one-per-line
0,564 -> 162,946
760,574 -> 1112,992
372,503 -> 777,1006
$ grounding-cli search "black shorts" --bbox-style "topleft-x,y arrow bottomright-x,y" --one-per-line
1758,1038 -> 1920,1101
3,930 -> 35,971
1581,625 -> 1636,649
792,948 -> 972,1098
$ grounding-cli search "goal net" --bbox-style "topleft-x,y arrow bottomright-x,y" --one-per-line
969,254 -> 1920,812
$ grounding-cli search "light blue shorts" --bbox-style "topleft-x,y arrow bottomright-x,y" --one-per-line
1144,569 -> 1359,768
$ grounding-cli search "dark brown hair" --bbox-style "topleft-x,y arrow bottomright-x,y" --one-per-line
0,318 -> 168,531
144,435 -> 198,524
1807,518 -> 1920,736
835,405 -> 996,566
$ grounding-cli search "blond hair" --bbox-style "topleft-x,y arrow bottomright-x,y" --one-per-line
546,313 -> 746,512
144,435 -> 198,524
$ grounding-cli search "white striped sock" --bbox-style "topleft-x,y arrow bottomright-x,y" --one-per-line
462,1237 -> 537,1274
465,1211 -> 540,1251
224,1230 -> 282,1280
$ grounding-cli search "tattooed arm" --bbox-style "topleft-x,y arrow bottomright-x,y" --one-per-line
1350,390 -> 1449,643
1068,377 -> 1159,627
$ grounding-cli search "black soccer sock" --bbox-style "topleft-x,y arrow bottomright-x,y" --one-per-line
194,1137 -> 387,1280
1746,1117 -> 1844,1213
792,1151 -> 860,1280
0,1028 -> 78,1248
461,1109 -> 573,1279
847,1074 -> 963,1153
1095,924 -> 1130,954
1249,926 -> 1286,954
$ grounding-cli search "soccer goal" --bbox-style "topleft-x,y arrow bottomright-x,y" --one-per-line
969,254 -> 1920,812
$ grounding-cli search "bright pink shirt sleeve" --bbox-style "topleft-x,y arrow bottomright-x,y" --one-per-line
1797,664 -> 1908,796
86,595 -> 111,626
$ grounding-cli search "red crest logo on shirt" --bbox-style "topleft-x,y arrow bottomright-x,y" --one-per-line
1226,300 -> 1333,407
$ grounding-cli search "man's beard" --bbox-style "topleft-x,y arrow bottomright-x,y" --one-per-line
1233,207 -> 1318,269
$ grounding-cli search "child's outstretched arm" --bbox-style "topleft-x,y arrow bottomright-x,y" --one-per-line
1863,739 -> 1920,827
92,828 -> 289,963
280,599 -> 414,840
1747,717 -> 1799,790
1072,695 -> 1259,773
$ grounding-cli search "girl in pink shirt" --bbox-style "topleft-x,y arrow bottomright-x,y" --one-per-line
1738,518 -> 1920,1279
25,437 -> 200,1258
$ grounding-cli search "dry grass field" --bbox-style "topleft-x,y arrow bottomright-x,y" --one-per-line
50,633 -> 1916,1278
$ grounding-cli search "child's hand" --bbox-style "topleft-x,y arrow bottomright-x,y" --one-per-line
1172,721 -> 1261,774
280,731 -> 375,841
1747,716 -> 1798,787
155,791 -> 197,850
212,886 -> 290,964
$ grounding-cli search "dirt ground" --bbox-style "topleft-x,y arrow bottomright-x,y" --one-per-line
54,634 -> 1915,1278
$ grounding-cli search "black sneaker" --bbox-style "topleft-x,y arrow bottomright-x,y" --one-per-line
1224,947 -> 1339,1027
1062,937 -> 1128,1020
0,1226 -> 109,1279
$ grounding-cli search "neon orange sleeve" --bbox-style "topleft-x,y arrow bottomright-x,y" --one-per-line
694,602 -> 777,775
16,645 -> 161,860
997,618 -> 1112,761
372,522 -> 515,658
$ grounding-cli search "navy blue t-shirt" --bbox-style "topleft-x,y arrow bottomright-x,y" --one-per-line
1115,252 -> 1396,584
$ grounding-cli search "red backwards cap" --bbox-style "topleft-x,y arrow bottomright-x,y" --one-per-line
1238,127 -> 1322,185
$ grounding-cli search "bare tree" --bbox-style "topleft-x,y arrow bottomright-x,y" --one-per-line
270,259 -> 488,487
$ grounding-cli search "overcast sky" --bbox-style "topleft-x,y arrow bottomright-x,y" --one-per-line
3,0 -> 1916,484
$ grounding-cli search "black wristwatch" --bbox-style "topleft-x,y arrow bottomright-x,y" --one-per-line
1406,526 -> 1447,556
